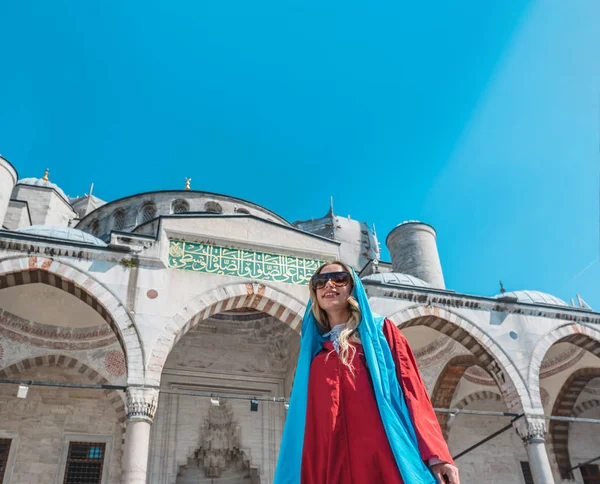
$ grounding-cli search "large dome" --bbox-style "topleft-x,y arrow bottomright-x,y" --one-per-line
17,177 -> 69,201
15,225 -> 108,247
362,272 -> 431,288
494,290 -> 568,307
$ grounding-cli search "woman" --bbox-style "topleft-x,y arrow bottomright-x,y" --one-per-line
275,261 -> 459,484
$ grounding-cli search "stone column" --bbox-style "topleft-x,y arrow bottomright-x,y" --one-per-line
121,387 -> 159,484
514,417 -> 555,484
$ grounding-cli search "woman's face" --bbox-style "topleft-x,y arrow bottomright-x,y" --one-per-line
315,264 -> 353,312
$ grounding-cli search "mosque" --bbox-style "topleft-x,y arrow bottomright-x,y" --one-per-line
0,154 -> 599,484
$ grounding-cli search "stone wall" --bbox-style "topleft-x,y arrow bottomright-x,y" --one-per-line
0,365 -> 123,484
447,397 -> 528,484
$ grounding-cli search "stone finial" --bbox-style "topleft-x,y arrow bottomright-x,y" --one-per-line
185,177 -> 191,191
514,415 -> 547,444
125,387 -> 159,422
42,168 -> 49,182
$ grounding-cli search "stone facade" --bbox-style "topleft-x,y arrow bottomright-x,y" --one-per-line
0,161 -> 599,484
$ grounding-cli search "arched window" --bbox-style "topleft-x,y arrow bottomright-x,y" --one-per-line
139,202 -> 157,224
112,209 -> 126,231
204,201 -> 223,214
172,199 -> 190,214
235,207 -> 250,215
90,220 -> 100,237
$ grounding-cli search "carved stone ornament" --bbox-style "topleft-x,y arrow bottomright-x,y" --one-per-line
514,416 -> 547,444
126,387 -> 159,422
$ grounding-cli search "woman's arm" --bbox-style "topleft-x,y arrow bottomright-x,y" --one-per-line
381,318 -> 455,466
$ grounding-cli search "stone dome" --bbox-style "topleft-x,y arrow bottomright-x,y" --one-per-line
494,290 -> 568,307
17,177 -> 69,201
361,272 -> 431,288
15,225 -> 108,247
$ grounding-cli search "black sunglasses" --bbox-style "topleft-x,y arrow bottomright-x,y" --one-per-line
311,271 -> 352,291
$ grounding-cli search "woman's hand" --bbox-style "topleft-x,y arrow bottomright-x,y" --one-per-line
431,462 -> 460,484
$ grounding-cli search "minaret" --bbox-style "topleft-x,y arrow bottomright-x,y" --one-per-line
386,221 -> 445,289
0,155 -> 18,228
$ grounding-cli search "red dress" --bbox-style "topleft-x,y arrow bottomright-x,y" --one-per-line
301,318 -> 453,484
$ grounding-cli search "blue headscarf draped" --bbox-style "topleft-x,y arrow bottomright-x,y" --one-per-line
274,270 -> 436,484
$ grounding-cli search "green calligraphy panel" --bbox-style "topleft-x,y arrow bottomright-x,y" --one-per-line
168,238 -> 326,285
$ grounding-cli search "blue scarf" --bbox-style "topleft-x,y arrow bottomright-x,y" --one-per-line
274,271 -> 436,484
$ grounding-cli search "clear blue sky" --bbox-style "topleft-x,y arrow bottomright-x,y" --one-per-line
1,1 -> 598,308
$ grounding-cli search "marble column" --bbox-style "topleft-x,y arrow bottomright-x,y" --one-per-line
121,387 -> 159,484
514,416 -> 555,484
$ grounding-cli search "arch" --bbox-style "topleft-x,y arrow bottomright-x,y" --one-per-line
572,399 -> 600,417
171,199 -> 189,214
0,256 -> 144,384
528,323 -> 600,409
111,208 -> 126,231
430,354 -> 479,438
147,282 -> 305,384
90,219 -> 100,237
0,354 -> 126,423
204,201 -> 223,214
549,367 -> 600,479
454,390 -> 503,410
139,201 -> 157,224
389,305 -> 530,413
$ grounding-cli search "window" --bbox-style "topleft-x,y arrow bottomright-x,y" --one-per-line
0,439 -> 11,483
204,201 -> 223,214
235,207 -> 250,214
581,464 -> 600,484
112,209 -> 126,231
520,461 -> 534,484
171,199 -> 189,214
63,442 -> 106,484
90,220 -> 100,237
139,202 -> 156,224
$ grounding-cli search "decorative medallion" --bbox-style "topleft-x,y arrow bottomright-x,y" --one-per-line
104,349 -> 126,377
146,289 -> 159,300
168,239 -> 326,285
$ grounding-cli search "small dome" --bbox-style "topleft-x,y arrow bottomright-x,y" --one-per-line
15,225 -> 108,247
362,272 -> 431,288
17,177 -> 69,201
494,290 -> 567,307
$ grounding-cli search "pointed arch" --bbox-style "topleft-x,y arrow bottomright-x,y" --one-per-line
549,367 -> 600,479
147,282 -> 305,384
389,305 -> 530,414
0,354 -> 126,422
430,354 -> 479,438
0,256 -> 145,384
528,323 -> 600,410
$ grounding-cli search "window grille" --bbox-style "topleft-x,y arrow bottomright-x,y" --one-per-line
581,464 -> 600,484
172,200 -> 189,214
204,201 -> 222,214
520,461 -> 534,484
90,221 -> 100,237
112,210 -> 126,231
140,203 -> 156,224
63,441 -> 106,484
0,439 -> 11,483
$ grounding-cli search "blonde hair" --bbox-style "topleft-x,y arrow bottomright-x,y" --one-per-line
309,261 -> 362,372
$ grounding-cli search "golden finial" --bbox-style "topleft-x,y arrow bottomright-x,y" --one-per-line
42,168 -> 49,182
185,177 -> 191,190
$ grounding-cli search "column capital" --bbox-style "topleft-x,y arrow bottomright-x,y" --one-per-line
125,387 -> 159,423
514,416 -> 547,444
